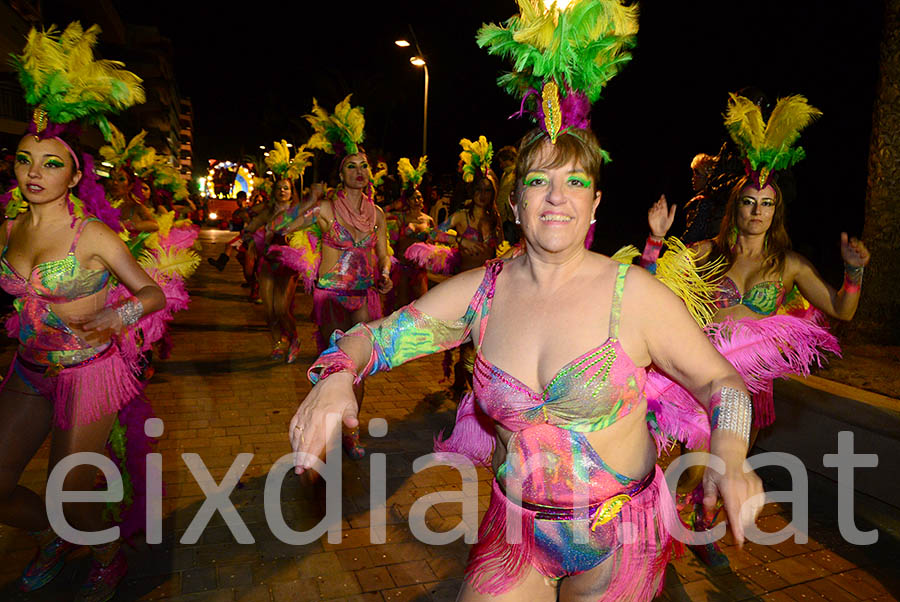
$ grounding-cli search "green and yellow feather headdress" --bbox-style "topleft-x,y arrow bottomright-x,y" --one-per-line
397,156 -> 428,196
459,137 -> 493,183
304,95 -> 366,157
265,140 -> 313,186
724,93 -> 822,189
99,123 -> 151,170
10,22 -> 145,141
477,0 -> 638,153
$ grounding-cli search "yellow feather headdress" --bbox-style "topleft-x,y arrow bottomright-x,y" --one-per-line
304,95 -> 366,156
265,140 -> 313,185
724,93 -> 822,189
10,22 -> 145,141
459,137 -> 493,183
397,156 -> 428,195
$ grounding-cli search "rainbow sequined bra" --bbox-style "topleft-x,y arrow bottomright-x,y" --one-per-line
473,261 -> 645,434
714,275 -> 785,316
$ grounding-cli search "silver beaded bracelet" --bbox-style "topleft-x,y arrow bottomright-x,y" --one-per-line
115,298 -> 144,327
710,386 -> 753,443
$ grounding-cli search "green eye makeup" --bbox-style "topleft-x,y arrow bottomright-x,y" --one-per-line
524,173 -> 545,186
15,153 -> 30,164
44,159 -> 65,168
567,174 -> 591,187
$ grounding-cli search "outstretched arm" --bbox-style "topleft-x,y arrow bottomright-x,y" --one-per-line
290,268 -> 486,473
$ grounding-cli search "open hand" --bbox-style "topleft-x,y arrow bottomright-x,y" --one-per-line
289,373 -> 359,474
840,232 -> 870,268
648,195 -> 676,239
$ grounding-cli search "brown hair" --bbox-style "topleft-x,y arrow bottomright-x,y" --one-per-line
711,175 -> 791,275
273,177 -> 300,205
513,128 -> 605,203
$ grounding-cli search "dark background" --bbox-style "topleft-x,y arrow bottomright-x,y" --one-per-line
112,1 -> 886,277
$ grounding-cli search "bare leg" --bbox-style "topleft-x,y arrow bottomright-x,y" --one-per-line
0,370 -> 54,531
258,262 -> 283,350
273,272 -> 299,344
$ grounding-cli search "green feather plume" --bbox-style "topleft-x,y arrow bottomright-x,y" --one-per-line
477,0 -> 638,103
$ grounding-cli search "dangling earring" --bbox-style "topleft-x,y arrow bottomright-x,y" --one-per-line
590,218 -> 596,224
515,214 -> 521,225
728,225 -> 738,248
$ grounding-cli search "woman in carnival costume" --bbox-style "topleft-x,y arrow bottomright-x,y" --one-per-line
443,137 -> 503,272
0,23 -> 166,601
239,140 -> 314,364
100,128 -> 158,236
391,156 -> 434,307
286,95 -> 393,459
290,3 -> 769,599
99,126 -> 201,378
641,93 -> 866,567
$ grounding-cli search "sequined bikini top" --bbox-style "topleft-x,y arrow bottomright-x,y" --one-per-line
714,275 -> 785,316
0,218 -> 110,303
473,261 -> 646,434
321,218 -> 375,251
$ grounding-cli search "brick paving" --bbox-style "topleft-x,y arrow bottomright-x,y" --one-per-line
0,228 -> 896,601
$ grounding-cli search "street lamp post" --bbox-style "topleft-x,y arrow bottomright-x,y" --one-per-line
410,57 -> 428,157
396,31 -> 429,157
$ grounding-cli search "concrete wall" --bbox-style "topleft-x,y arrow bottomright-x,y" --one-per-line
756,376 -> 900,510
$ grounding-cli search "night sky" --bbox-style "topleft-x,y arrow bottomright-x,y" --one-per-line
113,1 -> 885,275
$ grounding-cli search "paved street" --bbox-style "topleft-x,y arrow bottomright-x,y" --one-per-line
0,228 -> 897,601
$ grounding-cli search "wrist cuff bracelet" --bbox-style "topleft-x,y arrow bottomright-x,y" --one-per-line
115,297 -> 143,327
709,386 -> 752,444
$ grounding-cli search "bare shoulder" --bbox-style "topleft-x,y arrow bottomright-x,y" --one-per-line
620,260 -> 684,310
82,219 -> 121,246
413,263 -> 487,321
783,249 -> 814,277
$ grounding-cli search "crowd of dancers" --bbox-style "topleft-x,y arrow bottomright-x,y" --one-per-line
0,1 -> 872,601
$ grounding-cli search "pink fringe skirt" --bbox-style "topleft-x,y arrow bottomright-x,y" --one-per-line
12,344 -> 143,430
466,465 -> 681,600
312,286 -> 383,352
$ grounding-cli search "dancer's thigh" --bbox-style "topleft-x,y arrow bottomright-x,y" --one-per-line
456,565 -> 557,602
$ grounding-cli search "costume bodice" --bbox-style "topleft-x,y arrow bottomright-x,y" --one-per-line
317,218 -> 377,290
714,275 -> 785,316
471,260 -> 647,505
0,217 -> 110,363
